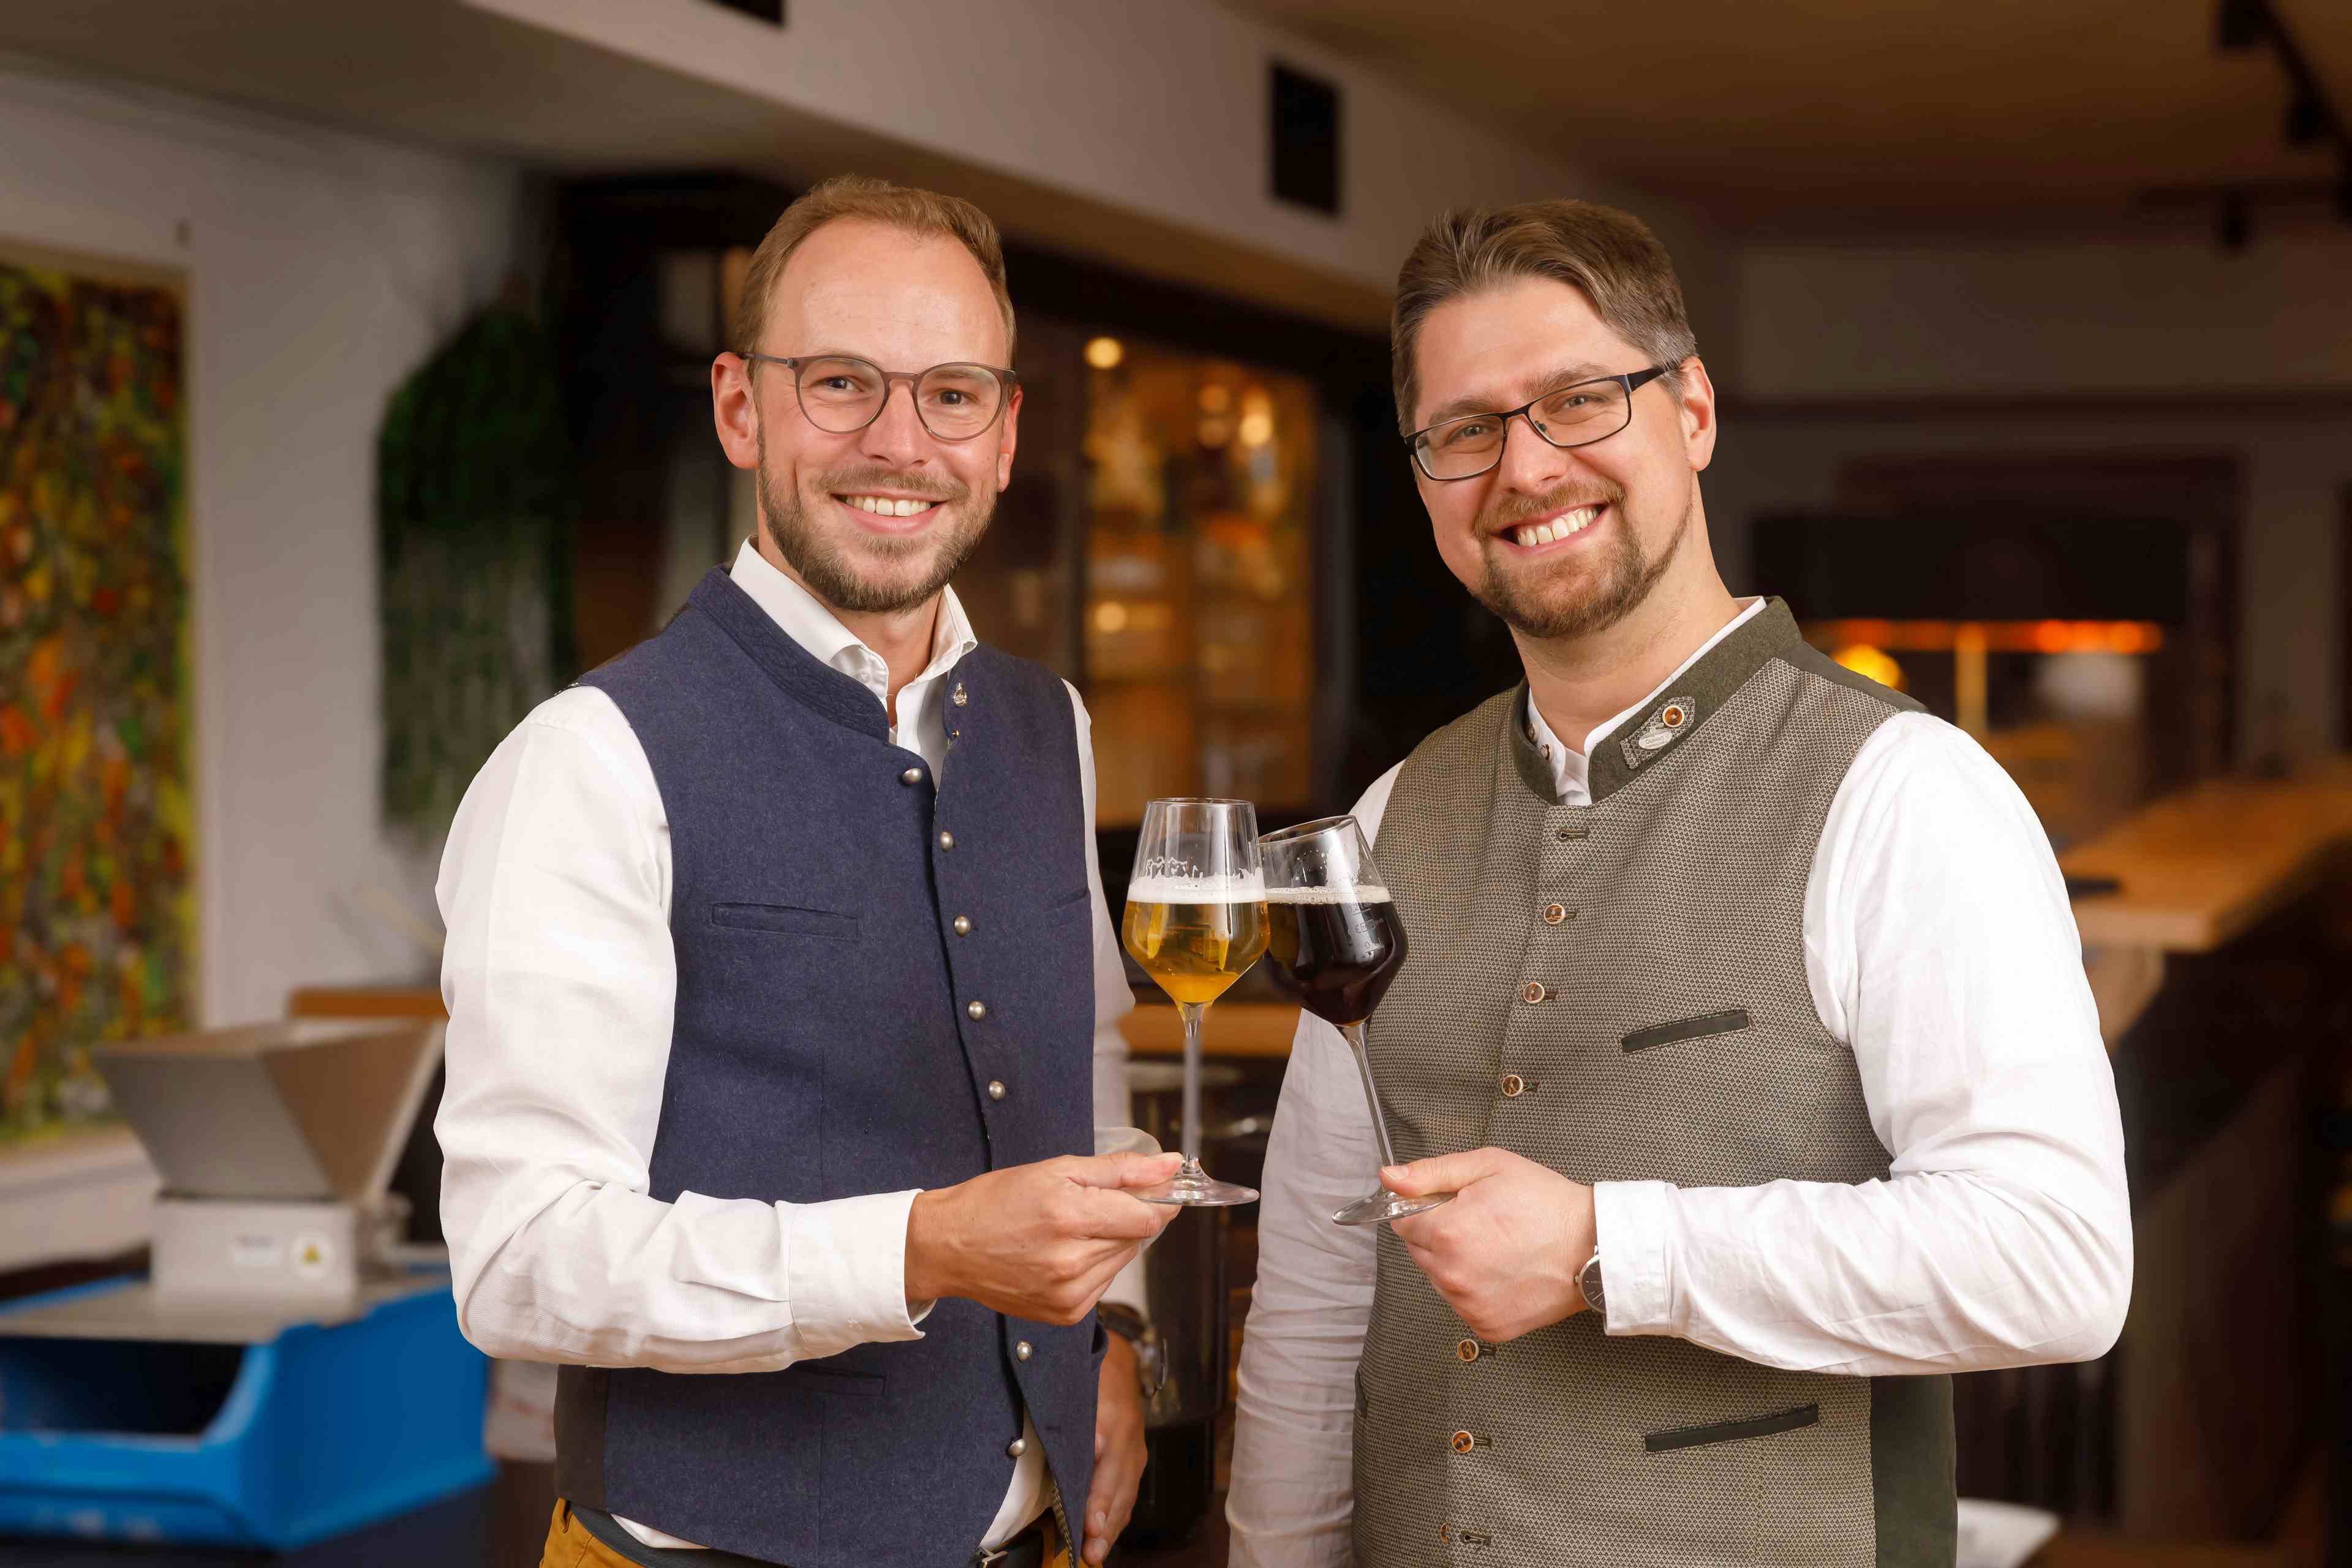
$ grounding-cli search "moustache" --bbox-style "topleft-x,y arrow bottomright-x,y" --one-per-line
813,465 -> 968,507
1482,481 -> 1625,535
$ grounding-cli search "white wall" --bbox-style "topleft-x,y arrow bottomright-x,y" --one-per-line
1705,231 -> 2352,758
0,64 -> 521,1029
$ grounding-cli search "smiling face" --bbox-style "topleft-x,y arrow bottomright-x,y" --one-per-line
714,216 -> 1019,615
1409,274 -> 1716,643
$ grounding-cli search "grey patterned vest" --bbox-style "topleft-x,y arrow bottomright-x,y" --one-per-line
1354,600 -> 1954,1568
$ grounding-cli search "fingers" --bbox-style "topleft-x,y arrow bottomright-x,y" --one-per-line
1066,1184 -> 1177,1243
1061,1150 -> 1186,1191
1382,1147 -> 1506,1196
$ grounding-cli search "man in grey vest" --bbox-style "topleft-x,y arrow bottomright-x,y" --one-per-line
1227,200 -> 2133,1566
437,177 -> 1177,1568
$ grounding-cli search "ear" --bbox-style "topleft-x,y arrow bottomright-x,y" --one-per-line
1673,356 -> 1719,474
996,384 -> 1022,494
712,353 -> 762,472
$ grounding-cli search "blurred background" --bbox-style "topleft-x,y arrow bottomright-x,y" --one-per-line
0,1 -> 2348,1564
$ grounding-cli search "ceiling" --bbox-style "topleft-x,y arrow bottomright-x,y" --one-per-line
1224,0 -> 2352,235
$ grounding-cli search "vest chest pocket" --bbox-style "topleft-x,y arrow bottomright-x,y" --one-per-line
1044,887 -> 1090,924
1644,1401 -> 1819,1453
708,902 -> 862,941
1621,1008 -> 1752,1054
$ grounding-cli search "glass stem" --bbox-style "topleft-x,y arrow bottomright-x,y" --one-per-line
1341,1022 -> 1402,1175
1178,1001 -> 1207,1167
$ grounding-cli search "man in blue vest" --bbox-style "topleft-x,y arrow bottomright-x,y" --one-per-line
437,175 -> 1178,1568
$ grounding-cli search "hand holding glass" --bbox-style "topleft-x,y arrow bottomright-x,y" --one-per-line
1120,798 -> 1267,1207
1258,816 -> 1452,1227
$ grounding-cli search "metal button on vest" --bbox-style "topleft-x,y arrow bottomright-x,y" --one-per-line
1014,1340 -> 1033,1361
1501,1073 -> 1527,1098
1450,1430 -> 1476,1454
1521,981 -> 1548,1005
1455,1337 -> 1483,1363
987,1080 -> 1006,1101
1542,902 -> 1567,925
968,1000 -> 988,1020
952,915 -> 972,935
938,830 -> 956,850
899,767 -> 922,785
1006,1437 -> 1027,1458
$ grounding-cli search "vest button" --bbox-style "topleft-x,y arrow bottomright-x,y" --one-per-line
988,1080 -> 1006,1101
899,767 -> 922,785
1015,1340 -> 1033,1361
1501,1073 -> 1526,1098
953,915 -> 973,935
1007,1437 -> 1027,1458
1521,981 -> 1548,1005
1455,1337 -> 1482,1362
1450,1430 -> 1476,1454
938,830 -> 956,850
1542,902 -> 1567,925
968,1000 -> 989,1020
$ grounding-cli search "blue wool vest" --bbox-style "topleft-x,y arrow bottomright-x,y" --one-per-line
554,567 -> 1102,1566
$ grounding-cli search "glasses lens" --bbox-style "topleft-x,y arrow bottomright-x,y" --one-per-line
795,356 -> 886,432
1417,414 -> 1506,479
914,364 -> 1005,439
1531,380 -> 1630,444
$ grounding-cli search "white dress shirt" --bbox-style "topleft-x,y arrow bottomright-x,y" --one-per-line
436,540 -> 1144,1551
1226,598 -> 2133,1566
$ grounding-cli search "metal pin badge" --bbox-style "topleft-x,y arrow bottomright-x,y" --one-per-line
951,682 -> 968,707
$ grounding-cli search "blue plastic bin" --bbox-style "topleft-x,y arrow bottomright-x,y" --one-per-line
0,1275 -> 492,1548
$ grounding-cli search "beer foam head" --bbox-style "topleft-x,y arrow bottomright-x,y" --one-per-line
1126,872 -> 1266,903
1262,884 -> 1392,904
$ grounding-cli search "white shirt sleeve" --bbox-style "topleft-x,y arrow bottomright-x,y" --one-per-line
1227,765 -> 1402,1568
1069,682 -> 1152,1316
1591,712 -> 2135,1373
434,688 -> 924,1374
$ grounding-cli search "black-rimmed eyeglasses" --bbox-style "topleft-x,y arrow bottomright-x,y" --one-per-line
1406,366 -> 1670,481
737,352 -> 1018,442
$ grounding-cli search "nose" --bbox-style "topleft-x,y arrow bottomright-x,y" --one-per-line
1490,409 -> 1570,494
859,378 -> 933,469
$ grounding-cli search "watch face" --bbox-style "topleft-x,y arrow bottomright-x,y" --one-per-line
1580,1256 -> 1604,1313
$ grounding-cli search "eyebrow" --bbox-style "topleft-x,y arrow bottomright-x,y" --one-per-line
1417,361 -> 1616,432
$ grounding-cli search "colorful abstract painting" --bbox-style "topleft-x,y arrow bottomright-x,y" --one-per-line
0,241 -> 190,1142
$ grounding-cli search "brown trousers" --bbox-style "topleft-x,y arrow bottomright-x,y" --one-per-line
539,1501 -> 1071,1568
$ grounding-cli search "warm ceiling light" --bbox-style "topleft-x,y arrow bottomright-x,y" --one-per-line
1084,336 -> 1124,370
1832,644 -> 1904,692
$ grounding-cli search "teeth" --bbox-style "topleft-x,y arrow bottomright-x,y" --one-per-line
845,495 -> 933,516
1509,505 -> 1601,547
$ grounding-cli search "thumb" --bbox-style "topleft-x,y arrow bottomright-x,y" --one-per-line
1065,1150 -> 1186,1190
1382,1147 -> 1507,1196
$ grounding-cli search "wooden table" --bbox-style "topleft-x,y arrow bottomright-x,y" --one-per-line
2060,758 -> 2352,953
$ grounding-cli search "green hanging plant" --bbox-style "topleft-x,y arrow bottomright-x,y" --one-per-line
377,307 -> 572,836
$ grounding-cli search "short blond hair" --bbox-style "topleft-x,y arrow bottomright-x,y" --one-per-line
732,174 -> 1016,361
1391,199 -> 1696,433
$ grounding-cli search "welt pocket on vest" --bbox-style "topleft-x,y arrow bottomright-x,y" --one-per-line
1044,887 -> 1091,922
1644,1401 -> 1819,1453
777,1362 -> 886,1398
707,902 -> 862,940
1621,1008 -> 1752,1054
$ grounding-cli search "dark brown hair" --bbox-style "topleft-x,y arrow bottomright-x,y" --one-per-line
1392,199 -> 1697,433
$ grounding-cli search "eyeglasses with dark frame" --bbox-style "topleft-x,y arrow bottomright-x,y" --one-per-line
1405,365 -> 1671,481
737,351 -> 1019,442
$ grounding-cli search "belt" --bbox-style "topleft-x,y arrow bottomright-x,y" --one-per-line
567,1501 -> 1049,1568
973,1516 -> 1050,1568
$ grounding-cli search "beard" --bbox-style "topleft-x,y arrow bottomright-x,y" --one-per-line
755,433 -> 993,615
1467,479 -> 1686,641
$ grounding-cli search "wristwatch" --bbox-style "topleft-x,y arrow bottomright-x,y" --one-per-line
1096,1304 -> 1167,1401
1577,1250 -> 1605,1318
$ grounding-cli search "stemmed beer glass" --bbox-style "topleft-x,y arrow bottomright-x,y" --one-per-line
1120,799 -> 1268,1206
1258,816 -> 1453,1227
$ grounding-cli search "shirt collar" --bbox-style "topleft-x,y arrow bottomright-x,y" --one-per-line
1524,597 -> 1766,798
727,537 -> 976,690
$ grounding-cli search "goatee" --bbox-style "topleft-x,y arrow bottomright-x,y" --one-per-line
1471,487 -> 1684,642
756,439 -> 992,615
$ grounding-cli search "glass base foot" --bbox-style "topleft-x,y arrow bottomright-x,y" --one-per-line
1137,1159 -> 1259,1208
1332,1188 -> 1453,1227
